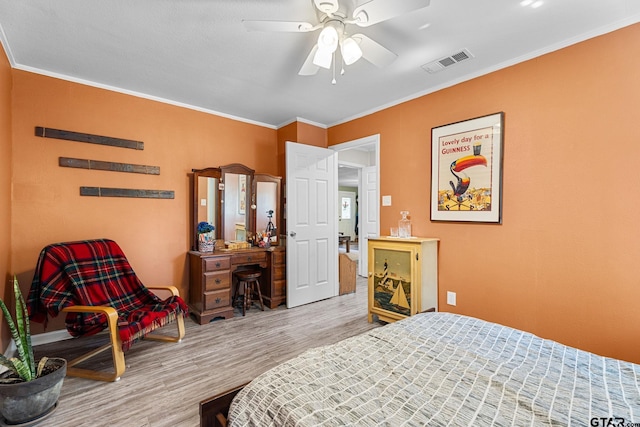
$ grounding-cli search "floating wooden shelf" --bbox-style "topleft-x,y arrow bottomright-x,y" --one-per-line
60,157 -> 160,175
80,187 -> 174,199
36,127 -> 144,150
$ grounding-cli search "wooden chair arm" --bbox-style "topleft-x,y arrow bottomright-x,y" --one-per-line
60,304 -> 126,381
61,304 -> 119,320
147,285 -> 181,299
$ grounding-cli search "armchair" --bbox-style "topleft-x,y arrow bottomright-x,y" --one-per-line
28,239 -> 187,381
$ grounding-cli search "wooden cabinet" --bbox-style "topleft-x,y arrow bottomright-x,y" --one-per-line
367,237 -> 438,323
189,252 -> 234,324
189,246 -> 286,323
261,246 -> 286,309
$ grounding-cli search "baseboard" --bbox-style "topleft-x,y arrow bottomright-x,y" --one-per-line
32,329 -> 73,346
4,329 -> 72,359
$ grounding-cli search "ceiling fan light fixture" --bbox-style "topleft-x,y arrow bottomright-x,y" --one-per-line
317,25 -> 339,52
313,0 -> 339,15
341,37 -> 363,65
313,47 -> 333,69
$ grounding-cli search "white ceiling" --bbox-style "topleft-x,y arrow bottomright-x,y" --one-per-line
0,0 -> 638,128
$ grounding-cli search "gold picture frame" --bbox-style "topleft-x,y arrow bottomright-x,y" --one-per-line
430,112 -> 504,223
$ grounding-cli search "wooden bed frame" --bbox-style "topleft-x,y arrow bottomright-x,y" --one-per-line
200,383 -> 248,427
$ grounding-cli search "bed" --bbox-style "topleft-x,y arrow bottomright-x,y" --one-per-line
202,312 -> 640,426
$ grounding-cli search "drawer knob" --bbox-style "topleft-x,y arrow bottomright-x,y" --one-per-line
215,278 -> 221,284
248,256 -> 252,261
215,262 -> 221,268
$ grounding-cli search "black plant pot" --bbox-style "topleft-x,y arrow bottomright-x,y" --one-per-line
0,357 -> 66,425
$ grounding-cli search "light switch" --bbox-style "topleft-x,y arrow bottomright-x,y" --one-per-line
200,198 -> 207,206
447,291 -> 457,306
382,195 -> 392,206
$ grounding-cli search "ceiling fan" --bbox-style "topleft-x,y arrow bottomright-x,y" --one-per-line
242,0 -> 431,80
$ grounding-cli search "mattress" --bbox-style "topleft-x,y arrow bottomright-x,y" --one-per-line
228,312 -> 640,426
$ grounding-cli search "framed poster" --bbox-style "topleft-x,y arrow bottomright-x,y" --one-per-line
431,112 -> 504,223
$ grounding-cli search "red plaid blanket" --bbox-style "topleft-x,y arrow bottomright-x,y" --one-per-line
28,239 -> 188,351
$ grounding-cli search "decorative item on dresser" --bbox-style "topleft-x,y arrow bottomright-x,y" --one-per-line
197,221 -> 216,253
367,237 -> 438,323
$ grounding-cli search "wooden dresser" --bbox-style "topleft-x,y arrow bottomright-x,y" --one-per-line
189,246 -> 286,324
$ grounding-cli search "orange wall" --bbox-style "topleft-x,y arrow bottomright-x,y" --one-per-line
329,23 -> 640,364
276,121 -> 327,176
0,42 -> 12,349
276,122 -> 297,179
276,121 -> 327,232
296,121 -> 327,149
10,71 -> 277,333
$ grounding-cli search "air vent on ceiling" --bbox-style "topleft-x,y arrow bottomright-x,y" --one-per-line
421,49 -> 474,74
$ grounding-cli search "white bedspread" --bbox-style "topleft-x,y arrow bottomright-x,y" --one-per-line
228,313 -> 640,426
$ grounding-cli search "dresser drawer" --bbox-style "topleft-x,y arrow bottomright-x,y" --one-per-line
204,290 -> 230,311
204,271 -> 230,291
272,264 -> 286,281
232,251 -> 266,265
272,250 -> 286,265
273,279 -> 286,297
204,257 -> 231,272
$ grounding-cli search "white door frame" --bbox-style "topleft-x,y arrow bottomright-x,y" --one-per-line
331,134 -> 381,277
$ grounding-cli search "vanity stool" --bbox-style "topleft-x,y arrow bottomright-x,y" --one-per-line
233,270 -> 264,316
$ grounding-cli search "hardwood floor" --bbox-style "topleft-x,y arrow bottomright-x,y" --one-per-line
32,276 -> 377,427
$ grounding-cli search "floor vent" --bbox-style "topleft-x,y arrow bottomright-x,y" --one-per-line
421,49 -> 474,74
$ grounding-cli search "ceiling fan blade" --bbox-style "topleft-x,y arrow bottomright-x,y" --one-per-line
352,0 -> 430,27
242,20 -> 318,32
352,34 -> 397,68
299,45 -> 320,76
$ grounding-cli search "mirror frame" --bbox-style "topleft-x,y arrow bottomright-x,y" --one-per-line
253,173 -> 282,246
219,163 -> 255,242
191,167 -> 222,251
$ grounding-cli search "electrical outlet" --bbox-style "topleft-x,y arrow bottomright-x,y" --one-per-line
382,195 -> 392,206
447,291 -> 457,306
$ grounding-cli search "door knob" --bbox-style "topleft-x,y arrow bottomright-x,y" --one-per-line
289,231 -> 296,237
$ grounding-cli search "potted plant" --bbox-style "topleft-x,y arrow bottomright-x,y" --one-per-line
0,276 -> 66,425
197,221 -> 216,252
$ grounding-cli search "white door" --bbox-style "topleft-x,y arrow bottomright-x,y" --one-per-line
359,165 -> 379,277
286,141 -> 338,308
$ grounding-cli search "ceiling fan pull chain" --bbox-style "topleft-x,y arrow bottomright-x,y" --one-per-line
332,51 -> 337,84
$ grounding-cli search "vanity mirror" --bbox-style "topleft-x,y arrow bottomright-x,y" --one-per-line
219,163 -> 254,243
191,164 -> 282,250
253,174 -> 281,246
191,167 -> 221,251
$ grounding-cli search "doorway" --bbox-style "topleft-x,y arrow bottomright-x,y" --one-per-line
332,135 -> 380,277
